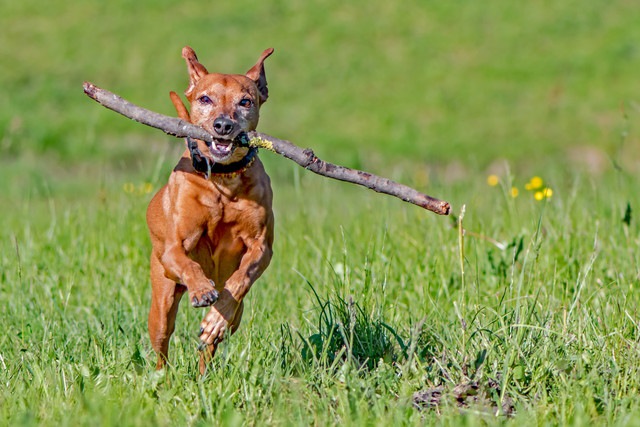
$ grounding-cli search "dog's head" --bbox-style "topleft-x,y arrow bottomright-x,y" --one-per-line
181,46 -> 273,164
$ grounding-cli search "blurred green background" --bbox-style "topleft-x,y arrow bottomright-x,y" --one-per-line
1,1 -> 640,424
1,0 -> 638,203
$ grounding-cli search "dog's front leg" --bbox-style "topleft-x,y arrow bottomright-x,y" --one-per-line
160,222 -> 220,308
198,235 -> 273,347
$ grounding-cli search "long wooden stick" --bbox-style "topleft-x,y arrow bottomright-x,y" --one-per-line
83,82 -> 450,215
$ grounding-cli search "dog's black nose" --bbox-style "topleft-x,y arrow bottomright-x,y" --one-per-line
213,117 -> 235,136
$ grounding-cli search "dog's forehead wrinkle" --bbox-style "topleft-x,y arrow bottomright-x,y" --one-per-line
229,74 -> 253,86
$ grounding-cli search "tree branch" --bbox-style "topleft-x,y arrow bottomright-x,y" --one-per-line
83,81 -> 451,216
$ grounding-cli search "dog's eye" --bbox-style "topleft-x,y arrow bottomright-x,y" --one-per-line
238,98 -> 252,108
198,95 -> 213,105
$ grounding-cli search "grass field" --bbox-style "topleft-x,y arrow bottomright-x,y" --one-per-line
1,0 -> 640,425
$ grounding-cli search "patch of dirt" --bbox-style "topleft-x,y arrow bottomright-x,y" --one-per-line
413,378 -> 515,416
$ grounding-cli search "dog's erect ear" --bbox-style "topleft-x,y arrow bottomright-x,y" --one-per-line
182,46 -> 209,99
245,48 -> 274,105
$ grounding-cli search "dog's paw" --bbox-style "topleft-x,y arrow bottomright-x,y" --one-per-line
190,280 -> 219,307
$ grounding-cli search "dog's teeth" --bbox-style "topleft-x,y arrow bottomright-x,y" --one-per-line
215,143 -> 231,153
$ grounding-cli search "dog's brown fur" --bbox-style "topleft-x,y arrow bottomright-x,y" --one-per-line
146,47 -> 274,373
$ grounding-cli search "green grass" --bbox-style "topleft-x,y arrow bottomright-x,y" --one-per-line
1,0 -> 640,425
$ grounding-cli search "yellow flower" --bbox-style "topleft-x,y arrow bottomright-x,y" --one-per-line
123,182 -> 135,194
525,176 -> 544,191
510,187 -> 519,198
534,187 -> 553,201
140,182 -> 154,194
487,174 -> 500,186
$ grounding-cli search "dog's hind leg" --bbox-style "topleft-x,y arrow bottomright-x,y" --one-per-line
149,254 -> 186,370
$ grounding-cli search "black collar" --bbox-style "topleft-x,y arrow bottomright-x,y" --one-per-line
187,137 -> 258,178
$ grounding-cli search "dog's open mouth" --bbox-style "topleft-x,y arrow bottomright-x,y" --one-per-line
210,139 -> 234,158
207,132 -> 247,162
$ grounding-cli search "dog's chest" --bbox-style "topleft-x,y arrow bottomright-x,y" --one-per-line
198,188 -> 263,245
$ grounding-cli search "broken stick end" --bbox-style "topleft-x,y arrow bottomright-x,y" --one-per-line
423,199 -> 451,216
83,81 -> 96,96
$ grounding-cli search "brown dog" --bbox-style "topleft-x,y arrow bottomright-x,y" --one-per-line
146,46 -> 275,373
